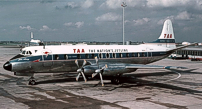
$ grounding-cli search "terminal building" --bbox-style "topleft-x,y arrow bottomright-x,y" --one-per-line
171,45 -> 202,61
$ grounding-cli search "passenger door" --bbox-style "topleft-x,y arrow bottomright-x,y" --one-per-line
41,49 -> 53,67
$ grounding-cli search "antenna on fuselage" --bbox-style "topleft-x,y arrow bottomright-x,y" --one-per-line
121,2 -> 127,45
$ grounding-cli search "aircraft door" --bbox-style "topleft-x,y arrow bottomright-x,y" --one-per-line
147,52 -> 153,63
146,48 -> 153,63
41,49 -> 53,67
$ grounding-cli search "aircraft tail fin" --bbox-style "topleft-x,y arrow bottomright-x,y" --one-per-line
150,19 -> 176,48
158,19 -> 175,40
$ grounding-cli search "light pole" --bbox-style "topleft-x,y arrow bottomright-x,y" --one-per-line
121,2 -> 127,45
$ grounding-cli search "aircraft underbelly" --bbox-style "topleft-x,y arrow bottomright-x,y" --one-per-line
11,55 -> 167,73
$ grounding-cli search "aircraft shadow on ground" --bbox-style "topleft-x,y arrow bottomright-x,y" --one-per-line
35,71 -> 202,95
116,71 -> 202,95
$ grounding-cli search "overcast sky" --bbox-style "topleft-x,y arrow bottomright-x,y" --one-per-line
0,0 -> 202,42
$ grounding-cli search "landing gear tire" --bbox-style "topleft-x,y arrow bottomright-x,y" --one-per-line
111,78 -> 121,85
29,79 -> 36,85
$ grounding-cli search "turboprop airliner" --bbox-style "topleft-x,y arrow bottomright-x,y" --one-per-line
3,19 -> 194,86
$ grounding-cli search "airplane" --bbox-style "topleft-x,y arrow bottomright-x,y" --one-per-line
29,32 -> 44,46
3,19 -> 195,86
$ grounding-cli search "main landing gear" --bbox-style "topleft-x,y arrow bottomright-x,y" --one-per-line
28,74 -> 36,85
111,74 -> 122,85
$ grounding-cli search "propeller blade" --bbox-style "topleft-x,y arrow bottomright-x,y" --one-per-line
105,64 -> 108,68
76,73 -> 81,81
75,60 -> 79,68
99,73 -> 104,86
81,71 -> 87,82
82,60 -> 87,67
92,73 -> 98,78
95,56 -> 99,68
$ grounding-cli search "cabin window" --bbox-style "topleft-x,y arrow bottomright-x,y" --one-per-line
126,53 -> 129,57
64,55 -> 68,60
119,53 -> 122,58
142,53 -> 145,57
106,53 -> 109,58
112,53 -> 116,58
55,55 -> 59,60
85,54 -> 89,59
99,53 -> 102,59
91,54 -> 94,59
132,53 -> 135,57
138,53 -> 140,57
77,54 -> 81,59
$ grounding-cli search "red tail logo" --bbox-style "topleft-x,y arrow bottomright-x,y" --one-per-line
164,34 -> 172,38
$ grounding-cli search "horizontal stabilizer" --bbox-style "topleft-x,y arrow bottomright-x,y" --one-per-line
168,42 -> 198,53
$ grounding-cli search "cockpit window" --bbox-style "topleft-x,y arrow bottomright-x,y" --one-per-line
22,51 -> 26,55
22,50 -> 32,55
28,51 -> 32,55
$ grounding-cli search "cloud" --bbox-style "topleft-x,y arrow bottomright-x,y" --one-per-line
64,22 -> 73,26
19,25 -> 34,30
81,0 -> 94,8
64,21 -> 84,28
146,0 -> 192,8
133,18 -> 151,25
56,0 -> 93,10
175,11 -> 191,20
40,25 -> 56,31
65,2 -> 79,9
96,13 -> 121,21
75,21 -> 84,28
101,0 -> 145,9
157,16 -> 174,25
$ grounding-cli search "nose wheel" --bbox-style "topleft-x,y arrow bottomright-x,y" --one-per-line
28,77 -> 36,85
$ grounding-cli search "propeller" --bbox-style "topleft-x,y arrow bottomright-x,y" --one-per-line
75,59 -> 87,82
92,57 -> 108,86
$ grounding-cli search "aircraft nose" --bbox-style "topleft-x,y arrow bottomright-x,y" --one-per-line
3,61 -> 12,71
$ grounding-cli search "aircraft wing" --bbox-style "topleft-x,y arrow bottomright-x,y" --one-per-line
125,64 -> 187,70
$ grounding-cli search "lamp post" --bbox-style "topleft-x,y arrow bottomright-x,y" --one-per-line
121,2 -> 127,45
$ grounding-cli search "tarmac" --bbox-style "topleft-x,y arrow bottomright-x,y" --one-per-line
1,47 -> 202,109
